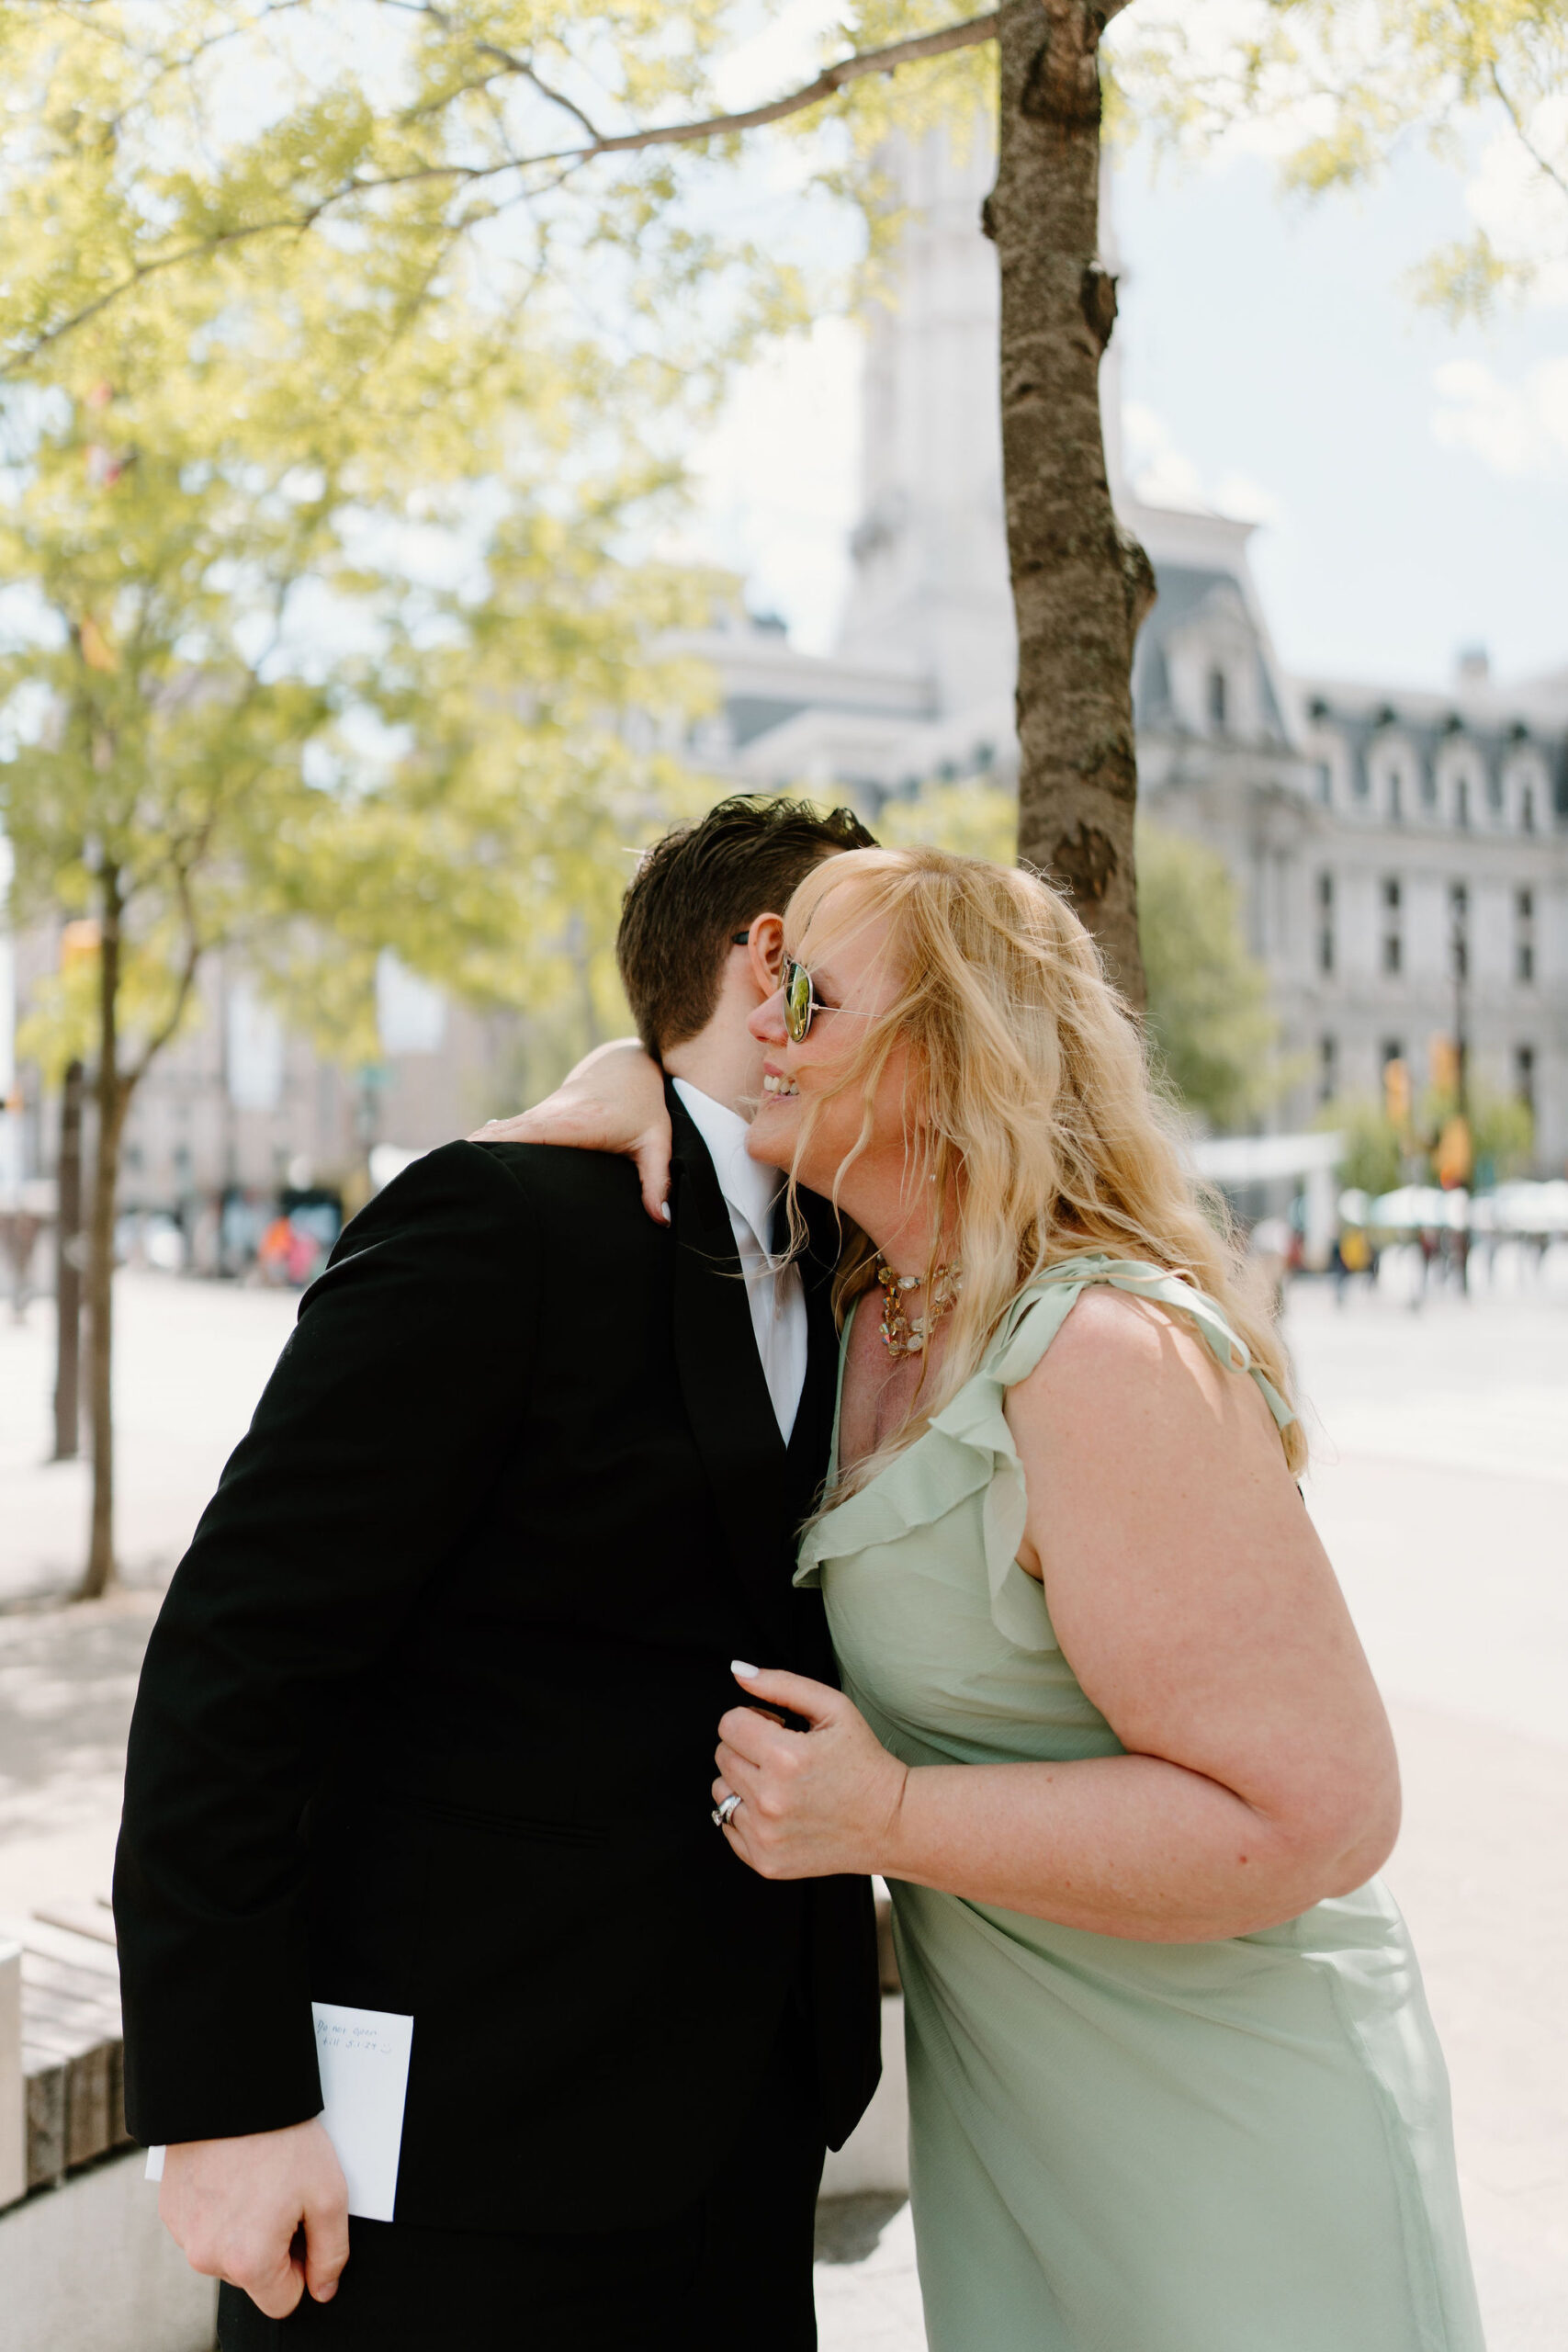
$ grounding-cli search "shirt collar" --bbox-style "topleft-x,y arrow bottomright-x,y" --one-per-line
671,1079 -> 783,1252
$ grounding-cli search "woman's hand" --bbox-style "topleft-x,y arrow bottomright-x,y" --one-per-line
714,1664 -> 908,1880
469,1038 -> 672,1225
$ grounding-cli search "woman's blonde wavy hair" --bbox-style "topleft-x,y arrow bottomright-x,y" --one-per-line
782,843 -> 1305,1490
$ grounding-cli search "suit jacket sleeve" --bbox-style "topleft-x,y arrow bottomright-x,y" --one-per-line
113,1140 -> 536,2146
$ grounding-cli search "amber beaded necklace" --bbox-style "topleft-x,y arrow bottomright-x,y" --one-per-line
875,1259 -> 964,1358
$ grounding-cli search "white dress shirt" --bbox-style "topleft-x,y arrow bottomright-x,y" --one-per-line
671,1079 -> 807,1444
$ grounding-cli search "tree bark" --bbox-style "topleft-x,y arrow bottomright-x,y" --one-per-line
52,1057 -> 85,1459
79,872 -> 126,1600
987,0 -> 1155,1005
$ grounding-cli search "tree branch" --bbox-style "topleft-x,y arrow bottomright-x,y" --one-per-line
474,45 -> 606,144
1489,61 -> 1568,206
4,11 -> 1000,375
514,11 -> 999,162
123,856 -> 206,1091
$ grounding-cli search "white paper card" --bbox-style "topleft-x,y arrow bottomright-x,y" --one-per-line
311,2001 -> 414,2223
144,2003 -> 413,2222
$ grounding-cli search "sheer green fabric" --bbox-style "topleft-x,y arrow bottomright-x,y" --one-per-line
797,1258 -> 1483,2352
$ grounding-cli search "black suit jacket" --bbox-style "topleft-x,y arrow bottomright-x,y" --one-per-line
114,1090 -> 880,2233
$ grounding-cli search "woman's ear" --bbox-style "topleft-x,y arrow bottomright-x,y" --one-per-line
745,912 -> 786,998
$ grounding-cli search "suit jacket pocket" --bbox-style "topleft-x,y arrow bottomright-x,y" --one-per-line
404,1794 -> 615,1848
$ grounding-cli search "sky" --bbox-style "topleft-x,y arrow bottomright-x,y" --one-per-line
682,78 -> 1568,695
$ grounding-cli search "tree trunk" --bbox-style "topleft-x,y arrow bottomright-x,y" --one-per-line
52,1057 -> 85,1459
78,873 -> 126,1600
987,0 -> 1155,1006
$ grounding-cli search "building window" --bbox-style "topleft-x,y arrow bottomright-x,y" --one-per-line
1450,882 -> 1469,983
1318,1035 -> 1337,1105
1382,877 -> 1403,976
1352,747 -> 1371,801
1420,756 -> 1438,811
1456,777 -> 1470,828
1314,760 -> 1332,806
1516,1046 -> 1536,1115
1485,763 -> 1504,815
1208,668 -> 1228,729
1522,786 -> 1537,832
1389,767 -> 1404,823
1517,888 -> 1536,985
1317,872 -> 1335,976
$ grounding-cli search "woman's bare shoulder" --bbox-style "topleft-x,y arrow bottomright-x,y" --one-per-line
1006,1280 -> 1269,1461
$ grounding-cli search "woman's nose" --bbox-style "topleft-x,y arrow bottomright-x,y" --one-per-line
750,989 -> 787,1045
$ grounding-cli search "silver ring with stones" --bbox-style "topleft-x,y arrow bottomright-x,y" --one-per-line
712,1792 -> 742,1830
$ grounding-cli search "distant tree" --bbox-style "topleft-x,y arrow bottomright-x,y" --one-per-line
0,1 -> 1155,997
876,775 -> 1019,863
1461,1091 -> 1535,1185
6,5 -> 1562,1012
2,322 -> 702,1600
1134,822 -> 1281,1133
1314,1097 -> 1406,1199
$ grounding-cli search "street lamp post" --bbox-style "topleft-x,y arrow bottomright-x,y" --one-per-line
1450,883 -> 1470,1126
1449,883 -> 1472,1295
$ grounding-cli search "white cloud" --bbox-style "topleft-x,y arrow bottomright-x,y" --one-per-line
1464,97 -> 1568,313
661,318 -> 863,651
1431,356 -> 1568,480
1123,400 -> 1209,509
711,0 -> 844,112
1123,401 -> 1285,526
1214,469 -> 1285,526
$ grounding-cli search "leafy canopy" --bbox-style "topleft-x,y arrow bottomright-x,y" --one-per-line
1110,2 -> 1568,318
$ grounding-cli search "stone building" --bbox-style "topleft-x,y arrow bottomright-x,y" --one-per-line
4,130 -> 1564,1228
672,128 -> 1568,1170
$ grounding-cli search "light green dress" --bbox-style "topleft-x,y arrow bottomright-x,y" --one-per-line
796,1256 -> 1483,2352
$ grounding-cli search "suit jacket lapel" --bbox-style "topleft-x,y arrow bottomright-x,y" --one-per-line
667,1084 -> 800,1657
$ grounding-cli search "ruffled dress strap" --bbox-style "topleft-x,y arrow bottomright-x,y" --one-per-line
995,1254 -> 1297,1438
796,1254 -> 1295,1658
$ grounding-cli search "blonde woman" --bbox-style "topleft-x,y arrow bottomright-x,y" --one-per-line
500,846 -> 1482,2352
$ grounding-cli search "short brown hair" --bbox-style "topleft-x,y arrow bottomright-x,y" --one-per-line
617,794 -> 876,1057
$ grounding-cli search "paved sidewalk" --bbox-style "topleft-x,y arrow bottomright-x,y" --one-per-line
2,1271 -> 1565,2345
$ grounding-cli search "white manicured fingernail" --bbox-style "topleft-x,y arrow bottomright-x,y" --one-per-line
731,1659 -> 760,1679
660,1201 -> 671,1223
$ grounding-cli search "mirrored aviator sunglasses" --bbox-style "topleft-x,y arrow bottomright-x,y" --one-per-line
783,957 -> 817,1044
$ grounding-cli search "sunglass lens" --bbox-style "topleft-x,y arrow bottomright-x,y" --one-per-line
784,961 -> 812,1043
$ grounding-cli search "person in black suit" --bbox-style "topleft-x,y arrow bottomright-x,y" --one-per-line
114,796 -> 882,2351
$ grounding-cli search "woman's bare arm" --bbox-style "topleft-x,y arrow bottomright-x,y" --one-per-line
469,1039 -> 672,1223
716,1290 -> 1400,1941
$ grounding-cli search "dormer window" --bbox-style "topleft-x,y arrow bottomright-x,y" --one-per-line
1208,668 -> 1228,729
